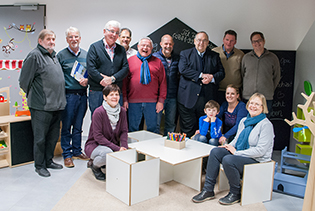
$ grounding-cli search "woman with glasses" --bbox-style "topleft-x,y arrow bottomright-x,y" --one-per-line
217,84 -> 248,145
192,92 -> 274,205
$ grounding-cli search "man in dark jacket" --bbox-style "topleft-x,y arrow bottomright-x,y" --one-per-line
178,31 -> 225,137
87,20 -> 129,114
19,29 -> 66,177
153,34 -> 179,135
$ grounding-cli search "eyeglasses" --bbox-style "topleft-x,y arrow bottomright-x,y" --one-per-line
106,29 -> 119,35
67,35 -> 79,39
195,39 -> 208,44
251,39 -> 263,44
249,101 -> 262,107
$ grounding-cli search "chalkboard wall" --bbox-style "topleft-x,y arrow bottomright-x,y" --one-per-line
139,18 -> 296,150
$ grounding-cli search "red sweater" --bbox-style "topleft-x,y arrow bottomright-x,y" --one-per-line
123,55 -> 167,103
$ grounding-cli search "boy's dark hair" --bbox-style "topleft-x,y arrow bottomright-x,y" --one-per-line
102,84 -> 121,96
204,100 -> 220,111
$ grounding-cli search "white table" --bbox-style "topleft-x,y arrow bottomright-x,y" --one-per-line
128,137 -> 214,191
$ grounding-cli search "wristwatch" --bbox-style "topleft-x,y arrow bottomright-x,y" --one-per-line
111,76 -> 116,83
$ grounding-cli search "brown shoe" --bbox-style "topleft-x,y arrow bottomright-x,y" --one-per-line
64,158 -> 74,168
73,153 -> 89,160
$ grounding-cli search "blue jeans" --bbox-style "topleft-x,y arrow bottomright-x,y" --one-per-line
128,102 -> 158,133
88,90 -> 103,116
61,93 -> 87,159
203,147 -> 258,194
89,90 -> 123,116
193,133 -> 219,146
157,98 -> 177,135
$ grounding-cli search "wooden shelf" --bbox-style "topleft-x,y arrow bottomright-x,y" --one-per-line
0,134 -> 8,139
0,148 -> 9,154
0,158 -> 9,168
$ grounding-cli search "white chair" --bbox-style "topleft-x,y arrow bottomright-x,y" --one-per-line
218,160 -> 275,206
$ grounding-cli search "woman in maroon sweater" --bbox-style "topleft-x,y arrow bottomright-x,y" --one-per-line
85,84 -> 128,180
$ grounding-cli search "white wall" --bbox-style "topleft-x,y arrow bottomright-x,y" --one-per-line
290,20 -> 315,150
2,0 -> 315,136
2,0 -> 315,52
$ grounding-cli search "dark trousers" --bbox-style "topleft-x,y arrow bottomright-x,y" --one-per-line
203,147 -> 258,194
30,109 -> 62,169
178,95 -> 207,138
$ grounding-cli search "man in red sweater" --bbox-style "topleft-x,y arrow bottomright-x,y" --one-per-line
123,37 -> 167,133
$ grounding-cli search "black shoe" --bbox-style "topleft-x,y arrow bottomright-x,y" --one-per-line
35,168 -> 51,177
87,159 -> 93,168
46,162 -> 63,169
218,192 -> 241,205
91,164 -> 106,180
192,190 -> 215,203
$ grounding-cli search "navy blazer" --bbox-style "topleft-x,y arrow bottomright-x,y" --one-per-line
177,47 -> 225,109
87,39 -> 129,91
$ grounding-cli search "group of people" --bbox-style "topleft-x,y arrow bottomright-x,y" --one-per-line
19,19 -> 277,206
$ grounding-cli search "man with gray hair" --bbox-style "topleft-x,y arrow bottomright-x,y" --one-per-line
19,29 -> 66,177
87,20 -> 129,114
57,27 -> 89,168
123,37 -> 167,133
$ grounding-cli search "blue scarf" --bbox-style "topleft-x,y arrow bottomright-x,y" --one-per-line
137,52 -> 152,85
235,113 -> 266,150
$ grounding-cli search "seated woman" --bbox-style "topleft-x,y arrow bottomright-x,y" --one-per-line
84,84 -> 128,180
217,84 -> 248,145
192,93 -> 274,205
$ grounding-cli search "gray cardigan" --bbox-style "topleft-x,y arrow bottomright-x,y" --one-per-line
229,117 -> 274,162
241,49 -> 280,100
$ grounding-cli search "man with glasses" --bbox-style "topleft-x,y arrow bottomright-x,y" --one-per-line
118,28 -> 137,59
241,31 -> 280,113
177,31 -> 225,138
87,20 -> 129,114
57,27 -> 89,168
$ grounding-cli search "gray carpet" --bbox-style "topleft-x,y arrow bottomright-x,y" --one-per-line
52,169 -> 266,211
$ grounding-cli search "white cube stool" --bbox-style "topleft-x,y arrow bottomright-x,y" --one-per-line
128,130 -> 162,143
218,161 -> 275,206
106,149 -> 160,206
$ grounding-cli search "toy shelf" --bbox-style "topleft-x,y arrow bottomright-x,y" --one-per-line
0,122 -> 10,168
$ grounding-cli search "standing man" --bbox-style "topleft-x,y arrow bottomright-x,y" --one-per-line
87,20 -> 129,114
57,27 -> 89,168
118,28 -> 137,58
213,30 -> 244,105
153,34 -> 179,135
123,37 -> 167,133
19,29 -> 66,177
178,31 -> 225,138
241,31 -> 280,113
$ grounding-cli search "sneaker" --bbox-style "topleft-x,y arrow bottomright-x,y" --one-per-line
192,190 -> 215,203
218,192 -> 241,205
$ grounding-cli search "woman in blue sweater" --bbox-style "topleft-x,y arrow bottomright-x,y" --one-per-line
217,84 -> 248,144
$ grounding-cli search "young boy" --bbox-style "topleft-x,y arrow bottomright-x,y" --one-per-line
194,100 -> 222,146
